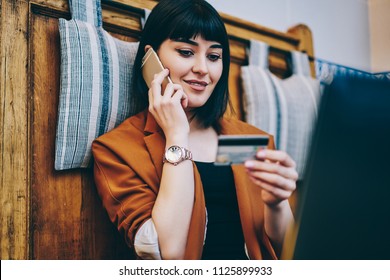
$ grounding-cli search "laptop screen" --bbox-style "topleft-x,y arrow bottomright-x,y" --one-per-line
283,76 -> 390,260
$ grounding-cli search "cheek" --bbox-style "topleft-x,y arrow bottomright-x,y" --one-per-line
170,64 -> 188,78
163,58 -> 189,80
210,63 -> 223,82
158,51 -> 181,73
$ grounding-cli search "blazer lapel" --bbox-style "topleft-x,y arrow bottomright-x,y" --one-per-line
232,165 -> 264,259
143,112 -> 165,181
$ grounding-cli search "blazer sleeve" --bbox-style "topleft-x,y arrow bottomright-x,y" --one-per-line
92,139 -> 157,251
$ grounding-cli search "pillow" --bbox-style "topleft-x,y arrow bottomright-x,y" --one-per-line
241,40 -> 321,179
55,0 -> 140,170
241,41 -> 279,140
270,51 -> 321,178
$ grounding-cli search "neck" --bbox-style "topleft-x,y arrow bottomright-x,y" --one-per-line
186,110 -> 199,130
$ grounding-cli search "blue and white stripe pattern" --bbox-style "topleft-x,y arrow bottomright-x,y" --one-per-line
68,0 -> 102,27
55,0 -> 140,169
241,40 -> 321,179
274,51 -> 321,178
241,41 -> 278,143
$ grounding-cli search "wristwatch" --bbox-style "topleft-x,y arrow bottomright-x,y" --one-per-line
163,145 -> 193,166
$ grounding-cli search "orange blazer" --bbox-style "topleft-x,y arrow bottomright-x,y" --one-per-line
92,110 -> 277,260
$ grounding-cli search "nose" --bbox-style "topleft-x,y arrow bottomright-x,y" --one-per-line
192,56 -> 208,75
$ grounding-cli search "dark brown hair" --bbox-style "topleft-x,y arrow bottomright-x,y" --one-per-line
131,0 -> 231,128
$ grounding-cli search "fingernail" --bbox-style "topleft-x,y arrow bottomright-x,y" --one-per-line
245,161 -> 254,168
257,150 -> 266,158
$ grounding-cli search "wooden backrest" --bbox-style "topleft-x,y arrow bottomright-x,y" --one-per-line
0,0 -> 314,259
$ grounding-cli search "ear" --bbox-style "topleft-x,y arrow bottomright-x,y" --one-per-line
144,45 -> 152,53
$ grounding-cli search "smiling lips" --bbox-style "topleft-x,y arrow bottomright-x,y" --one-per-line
184,79 -> 209,91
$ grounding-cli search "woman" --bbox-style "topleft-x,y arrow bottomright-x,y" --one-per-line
92,0 -> 297,260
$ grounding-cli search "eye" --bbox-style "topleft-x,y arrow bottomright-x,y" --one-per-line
207,53 -> 222,62
177,49 -> 194,57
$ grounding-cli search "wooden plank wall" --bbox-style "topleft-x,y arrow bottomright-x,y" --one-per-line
0,0 -> 30,260
0,0 -> 315,260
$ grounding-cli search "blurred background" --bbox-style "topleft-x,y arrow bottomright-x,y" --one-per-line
208,0 -> 390,79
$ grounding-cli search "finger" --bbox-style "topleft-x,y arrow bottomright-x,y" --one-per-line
153,68 -> 170,85
171,88 -> 188,108
181,92 -> 188,108
168,84 -> 188,108
248,175 -> 292,200
148,88 -> 155,112
256,149 -> 296,168
245,160 -> 298,181
161,84 -> 189,113
247,170 -> 296,192
150,84 -> 162,108
162,83 -> 182,100
150,84 -> 184,124
150,69 -> 169,98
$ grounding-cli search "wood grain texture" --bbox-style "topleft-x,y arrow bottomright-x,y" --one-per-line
31,15 -> 82,259
0,0 -> 30,260
30,13 -> 134,260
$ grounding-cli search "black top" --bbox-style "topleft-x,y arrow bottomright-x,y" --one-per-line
195,161 -> 248,260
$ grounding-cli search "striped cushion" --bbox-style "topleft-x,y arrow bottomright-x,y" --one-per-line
270,60 -> 321,178
54,1 -> 139,170
241,40 -> 321,179
242,41 -> 279,140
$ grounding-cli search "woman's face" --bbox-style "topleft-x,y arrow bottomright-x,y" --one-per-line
156,36 -> 223,109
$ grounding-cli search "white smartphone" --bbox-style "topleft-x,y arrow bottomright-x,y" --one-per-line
141,48 -> 172,89
214,135 -> 269,165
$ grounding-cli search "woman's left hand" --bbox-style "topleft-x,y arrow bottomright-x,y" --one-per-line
244,149 -> 298,207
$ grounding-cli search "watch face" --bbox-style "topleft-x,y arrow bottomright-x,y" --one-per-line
166,146 -> 183,163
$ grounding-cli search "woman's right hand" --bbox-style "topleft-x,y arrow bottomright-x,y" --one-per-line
148,69 -> 190,142
148,69 -> 194,259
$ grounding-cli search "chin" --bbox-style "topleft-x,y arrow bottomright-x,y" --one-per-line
187,99 -> 208,109
186,93 -> 211,108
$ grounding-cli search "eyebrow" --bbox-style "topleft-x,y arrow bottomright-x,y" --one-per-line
173,38 -> 223,49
